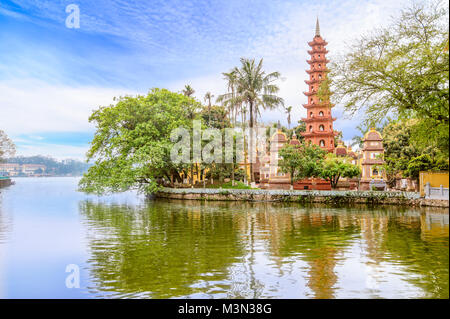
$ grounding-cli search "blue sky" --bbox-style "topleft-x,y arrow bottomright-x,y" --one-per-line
0,0 -> 414,160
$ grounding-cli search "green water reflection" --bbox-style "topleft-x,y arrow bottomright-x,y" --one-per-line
79,200 -> 449,299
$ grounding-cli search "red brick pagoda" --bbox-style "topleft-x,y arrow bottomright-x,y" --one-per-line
300,18 -> 337,152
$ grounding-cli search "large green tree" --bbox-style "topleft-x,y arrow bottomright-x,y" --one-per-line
329,1 -> 449,155
279,144 -> 303,186
199,105 -> 230,130
381,119 -> 448,184
319,154 -> 360,189
79,88 -> 201,194
279,143 -> 360,188
279,142 -> 326,184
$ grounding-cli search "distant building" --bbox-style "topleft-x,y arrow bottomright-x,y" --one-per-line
21,164 -> 46,175
0,163 -> 21,176
334,141 -> 358,163
266,129 -> 290,188
333,141 -> 359,190
0,163 -> 46,177
346,146 -> 358,165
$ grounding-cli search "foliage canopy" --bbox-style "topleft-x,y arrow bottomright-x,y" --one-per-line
79,88 -> 201,194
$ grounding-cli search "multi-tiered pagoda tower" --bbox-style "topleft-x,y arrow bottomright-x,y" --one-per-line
300,18 -> 336,152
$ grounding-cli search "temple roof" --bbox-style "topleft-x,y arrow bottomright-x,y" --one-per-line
271,130 -> 287,143
363,128 -> 383,141
289,133 -> 301,145
335,141 -> 348,156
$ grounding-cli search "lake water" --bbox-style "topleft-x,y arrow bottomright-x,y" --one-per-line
0,177 -> 448,299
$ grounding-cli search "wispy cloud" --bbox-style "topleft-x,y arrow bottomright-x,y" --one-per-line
0,79 -> 137,134
0,0 -> 436,159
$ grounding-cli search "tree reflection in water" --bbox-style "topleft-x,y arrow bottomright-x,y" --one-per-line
80,200 -> 245,298
79,200 -> 449,299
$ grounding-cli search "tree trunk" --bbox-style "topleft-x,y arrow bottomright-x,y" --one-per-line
231,163 -> 235,186
332,175 -> 340,189
242,107 -> 248,184
208,105 -> 211,126
249,101 -> 255,183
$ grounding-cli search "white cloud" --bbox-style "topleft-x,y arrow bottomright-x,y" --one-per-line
0,79 -> 139,135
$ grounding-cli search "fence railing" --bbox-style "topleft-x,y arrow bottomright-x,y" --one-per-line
424,182 -> 449,200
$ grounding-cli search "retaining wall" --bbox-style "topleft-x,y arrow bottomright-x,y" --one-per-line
155,188 -> 448,207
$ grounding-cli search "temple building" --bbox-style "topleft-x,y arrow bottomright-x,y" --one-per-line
300,18 -> 337,152
257,19 -> 340,190
358,128 -> 386,190
333,141 -> 359,190
263,128 -> 290,189
255,20 -> 386,191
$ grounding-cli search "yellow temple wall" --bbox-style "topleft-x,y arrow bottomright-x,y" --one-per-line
419,171 -> 449,196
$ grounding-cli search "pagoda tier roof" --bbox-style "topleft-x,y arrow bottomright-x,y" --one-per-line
308,39 -> 328,47
306,68 -> 329,74
307,58 -> 330,65
304,90 -> 333,97
302,103 -> 335,108
303,91 -> 318,96
300,131 -> 338,137
301,116 -> 336,123
305,79 -> 326,85
308,49 -> 328,55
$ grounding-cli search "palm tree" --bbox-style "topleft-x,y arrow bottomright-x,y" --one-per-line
234,58 -> 284,182
285,106 -> 293,129
182,85 -> 195,97
217,71 -> 239,127
204,92 -> 214,125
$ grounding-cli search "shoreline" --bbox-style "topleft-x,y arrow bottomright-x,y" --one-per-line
155,188 -> 449,208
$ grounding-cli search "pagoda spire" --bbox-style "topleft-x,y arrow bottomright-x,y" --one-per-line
315,17 -> 320,37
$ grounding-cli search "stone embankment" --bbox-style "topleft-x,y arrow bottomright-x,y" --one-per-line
155,188 -> 449,208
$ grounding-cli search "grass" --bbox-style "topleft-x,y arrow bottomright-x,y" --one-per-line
204,181 -> 252,189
